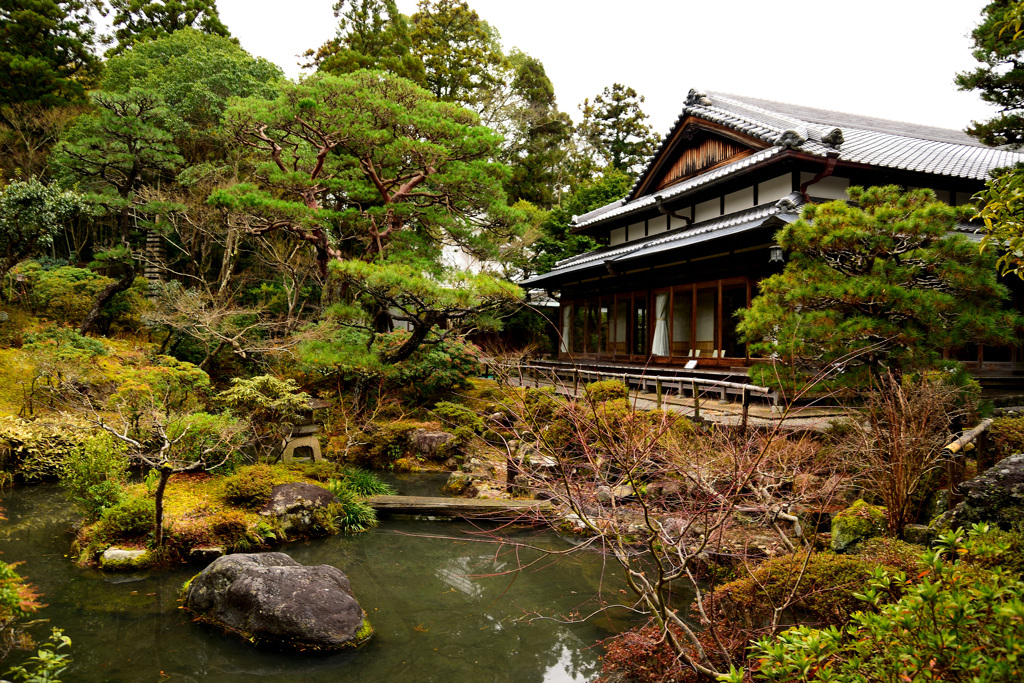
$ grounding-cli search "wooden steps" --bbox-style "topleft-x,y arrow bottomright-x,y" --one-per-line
367,495 -> 552,517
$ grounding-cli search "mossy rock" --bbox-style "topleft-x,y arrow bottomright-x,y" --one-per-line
831,499 -> 887,553
99,547 -> 155,571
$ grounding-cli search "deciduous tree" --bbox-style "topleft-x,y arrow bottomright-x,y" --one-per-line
0,177 -> 85,279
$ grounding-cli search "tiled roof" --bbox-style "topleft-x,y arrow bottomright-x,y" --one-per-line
630,91 -> 1024,198
520,196 -> 802,287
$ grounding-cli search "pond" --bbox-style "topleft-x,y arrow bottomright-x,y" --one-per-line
0,484 -> 641,682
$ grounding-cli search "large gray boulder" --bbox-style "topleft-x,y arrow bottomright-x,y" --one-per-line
183,552 -> 372,651
945,454 -> 1024,529
259,482 -> 338,537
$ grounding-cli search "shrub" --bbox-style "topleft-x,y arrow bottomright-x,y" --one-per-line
377,332 -> 482,402
221,465 -> 277,509
330,466 -> 395,497
989,415 -> 1024,463
60,433 -> 129,518
748,526 -> 1024,683
98,496 -> 156,541
210,510 -> 250,546
710,551 -> 900,631
0,415 -> 87,483
522,386 -> 559,427
432,401 -> 484,434
584,379 -> 628,403
327,488 -> 379,533
30,265 -> 113,325
23,326 -> 107,358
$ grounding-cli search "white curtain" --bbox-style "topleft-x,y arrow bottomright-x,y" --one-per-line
652,293 -> 669,356
560,305 -> 572,353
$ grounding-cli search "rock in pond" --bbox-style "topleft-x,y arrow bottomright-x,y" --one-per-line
259,482 -> 338,537
183,552 -> 372,651
100,547 -> 152,571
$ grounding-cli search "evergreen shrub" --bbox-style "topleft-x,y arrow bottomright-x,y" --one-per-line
222,465 -> 277,509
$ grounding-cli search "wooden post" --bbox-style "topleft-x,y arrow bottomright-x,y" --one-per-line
656,379 -> 663,409
977,430 -> 991,473
692,380 -> 700,421
573,372 -> 579,395
741,386 -> 749,434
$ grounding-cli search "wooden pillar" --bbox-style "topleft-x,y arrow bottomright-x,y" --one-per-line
692,380 -> 700,421
741,386 -> 750,434
656,379 -> 663,409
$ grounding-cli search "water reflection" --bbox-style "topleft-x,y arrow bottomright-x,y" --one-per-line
1,485 -> 639,682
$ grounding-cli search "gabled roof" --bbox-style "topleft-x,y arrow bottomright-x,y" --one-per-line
570,90 -> 1024,232
519,194 -> 802,287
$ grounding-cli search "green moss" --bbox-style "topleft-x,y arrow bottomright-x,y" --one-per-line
351,615 -> 373,645
99,549 -> 155,571
584,379 -> 629,402
831,499 -> 887,553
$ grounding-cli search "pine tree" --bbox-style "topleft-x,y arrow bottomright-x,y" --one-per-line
577,83 -> 659,178
106,0 -> 231,56
0,0 -> 102,114
737,186 -> 1019,390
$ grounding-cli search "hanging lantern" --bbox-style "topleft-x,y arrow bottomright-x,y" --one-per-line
769,244 -> 785,263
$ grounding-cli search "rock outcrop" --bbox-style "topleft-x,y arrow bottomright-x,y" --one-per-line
259,482 -> 338,537
830,500 -> 886,553
941,453 -> 1024,529
183,552 -> 372,651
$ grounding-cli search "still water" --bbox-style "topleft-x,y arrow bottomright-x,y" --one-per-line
0,483 -> 639,682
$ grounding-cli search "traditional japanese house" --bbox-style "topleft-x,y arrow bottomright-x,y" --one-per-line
519,90 -> 1024,383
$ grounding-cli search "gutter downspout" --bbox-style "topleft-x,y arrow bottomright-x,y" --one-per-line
655,194 -> 692,227
799,152 -> 840,203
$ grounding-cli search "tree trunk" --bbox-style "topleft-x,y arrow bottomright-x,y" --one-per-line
79,263 -> 136,335
153,467 -> 173,548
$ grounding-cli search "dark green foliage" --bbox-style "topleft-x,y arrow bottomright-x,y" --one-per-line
101,28 -> 281,162
107,0 -> 232,57
583,379 -> 629,403
529,169 -> 633,277
409,0 -> 502,104
221,464 -> 276,509
98,495 -> 156,541
0,178 -> 85,279
310,0 -> 424,83
577,83 -> 659,177
748,526 -> 1024,683
522,386 -> 560,427
855,537 -> 927,577
957,0 -> 1024,147
324,489 -> 378,534
989,415 -> 1024,462
738,187 -> 1018,390
0,0 -> 102,112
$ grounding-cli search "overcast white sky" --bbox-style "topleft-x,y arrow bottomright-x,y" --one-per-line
215,0 -> 997,138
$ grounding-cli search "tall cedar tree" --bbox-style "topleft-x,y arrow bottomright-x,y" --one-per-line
736,186 -> 1019,389
960,1 -> 1024,277
410,0 -> 503,106
106,0 -> 231,56
308,0 -> 425,84
51,89 -> 183,333
0,0 -> 102,117
578,83 -> 659,179
957,0 -> 1024,147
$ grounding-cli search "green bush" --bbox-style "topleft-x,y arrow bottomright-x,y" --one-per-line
433,401 -> 484,433
60,433 -> 129,518
98,496 -> 156,541
30,266 -> 112,325
164,412 -> 246,473
0,415 -> 88,483
747,526 -> 1024,683
522,386 -> 559,427
330,466 -> 395,497
376,332 -> 482,402
989,415 -> 1024,463
222,464 -> 277,509
24,326 -> 107,358
711,551 -> 899,630
327,488 -> 379,533
584,379 -> 629,403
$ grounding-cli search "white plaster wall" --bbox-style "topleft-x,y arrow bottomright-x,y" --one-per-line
628,221 -> 646,241
695,198 -> 720,223
724,187 -> 754,214
610,227 -> 627,246
758,174 -> 792,203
